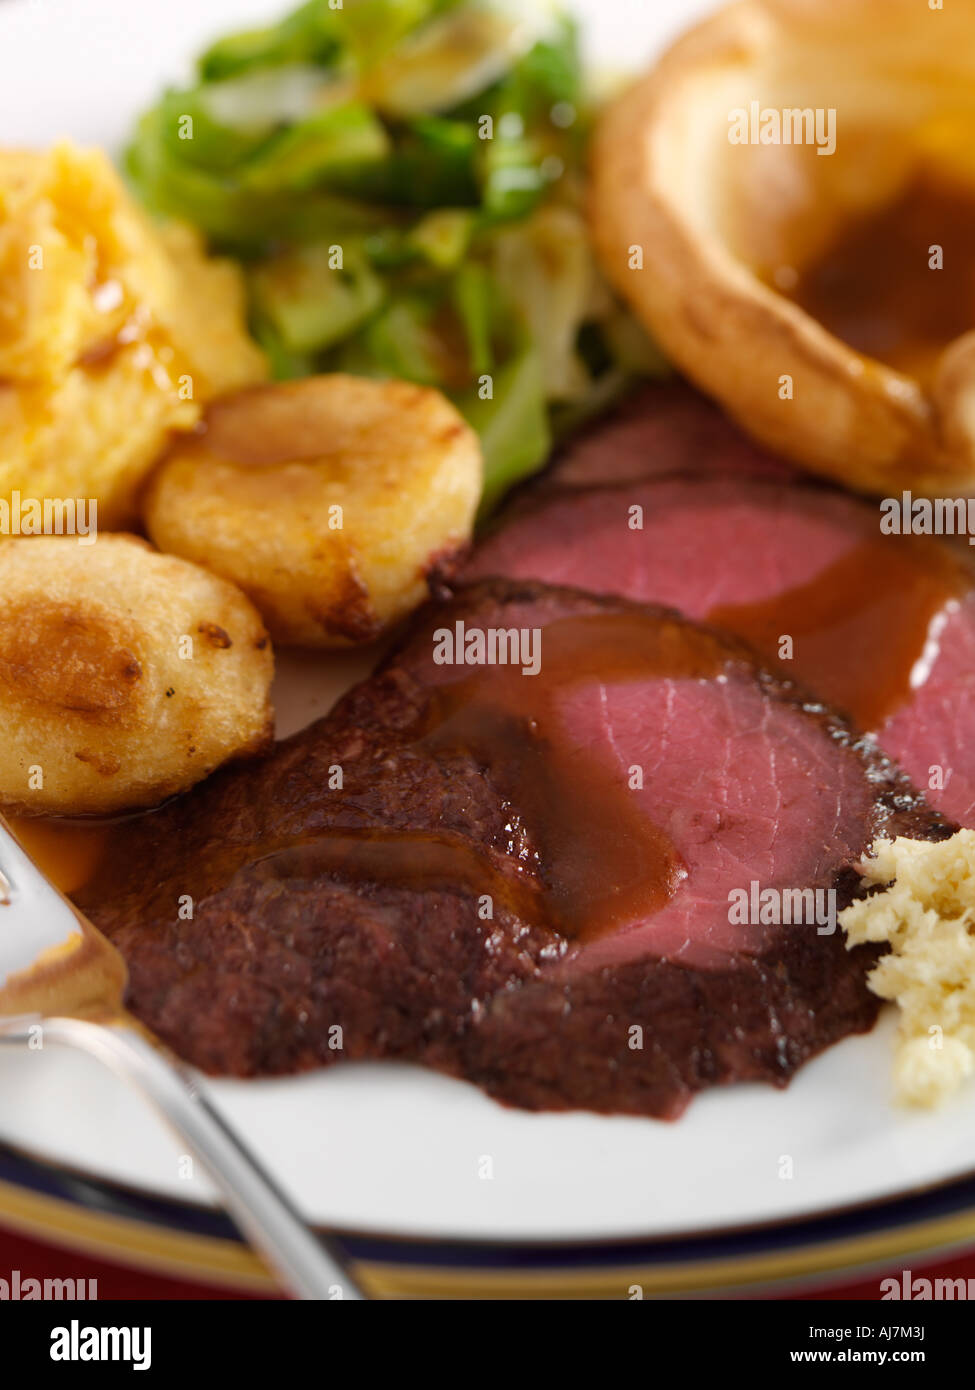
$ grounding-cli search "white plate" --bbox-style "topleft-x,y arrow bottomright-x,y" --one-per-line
2,0 -> 973,1246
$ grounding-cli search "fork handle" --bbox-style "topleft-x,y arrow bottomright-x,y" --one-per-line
0,1014 -> 363,1300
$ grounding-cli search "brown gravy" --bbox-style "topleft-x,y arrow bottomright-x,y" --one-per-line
8,816 -> 110,896
252,829 -> 545,925
27,610 -> 732,945
709,534 -> 967,732
417,612 -> 720,939
14,559 -> 963,945
778,173 -> 975,387
251,612 -> 720,942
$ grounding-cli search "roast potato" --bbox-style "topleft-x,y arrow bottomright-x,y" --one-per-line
0,535 -> 273,815
143,375 -> 482,647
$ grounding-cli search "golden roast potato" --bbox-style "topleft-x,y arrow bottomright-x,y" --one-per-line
144,375 -> 482,647
591,0 -> 975,496
0,535 -> 273,815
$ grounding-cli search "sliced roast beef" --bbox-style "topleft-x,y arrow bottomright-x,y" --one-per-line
79,580 -> 950,1117
540,380 -> 797,492
465,403 -> 975,828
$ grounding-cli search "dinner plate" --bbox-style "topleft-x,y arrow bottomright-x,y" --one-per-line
2,0 -> 975,1298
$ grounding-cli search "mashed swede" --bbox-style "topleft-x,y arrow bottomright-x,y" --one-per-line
0,143 -> 266,526
840,832 -> 975,1105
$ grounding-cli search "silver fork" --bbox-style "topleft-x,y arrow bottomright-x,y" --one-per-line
0,815 -> 363,1300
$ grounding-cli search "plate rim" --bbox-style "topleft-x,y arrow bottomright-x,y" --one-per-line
4,1137 -> 975,1297
4,1130 -> 975,1252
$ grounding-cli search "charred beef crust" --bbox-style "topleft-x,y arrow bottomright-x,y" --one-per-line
79,581 -> 952,1117
444,585 -> 954,1116
460,930 -> 881,1118
80,624 -> 563,1077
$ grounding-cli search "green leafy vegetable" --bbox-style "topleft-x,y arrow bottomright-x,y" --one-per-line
459,343 -> 551,515
409,208 -> 475,268
251,242 -> 385,353
198,1 -> 344,80
452,261 -> 494,375
239,102 -> 391,192
125,0 -> 664,513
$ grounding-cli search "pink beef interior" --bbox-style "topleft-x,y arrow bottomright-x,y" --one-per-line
467,477 -> 870,614
882,593 -> 975,826
552,672 -> 875,968
468,449 -> 975,832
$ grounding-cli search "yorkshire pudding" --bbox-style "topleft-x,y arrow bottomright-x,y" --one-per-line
592,0 -> 975,495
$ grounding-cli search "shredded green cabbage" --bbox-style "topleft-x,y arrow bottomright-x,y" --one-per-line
125,0 -> 664,509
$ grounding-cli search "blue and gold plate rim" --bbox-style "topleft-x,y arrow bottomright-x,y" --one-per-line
1,1139 -> 975,1298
